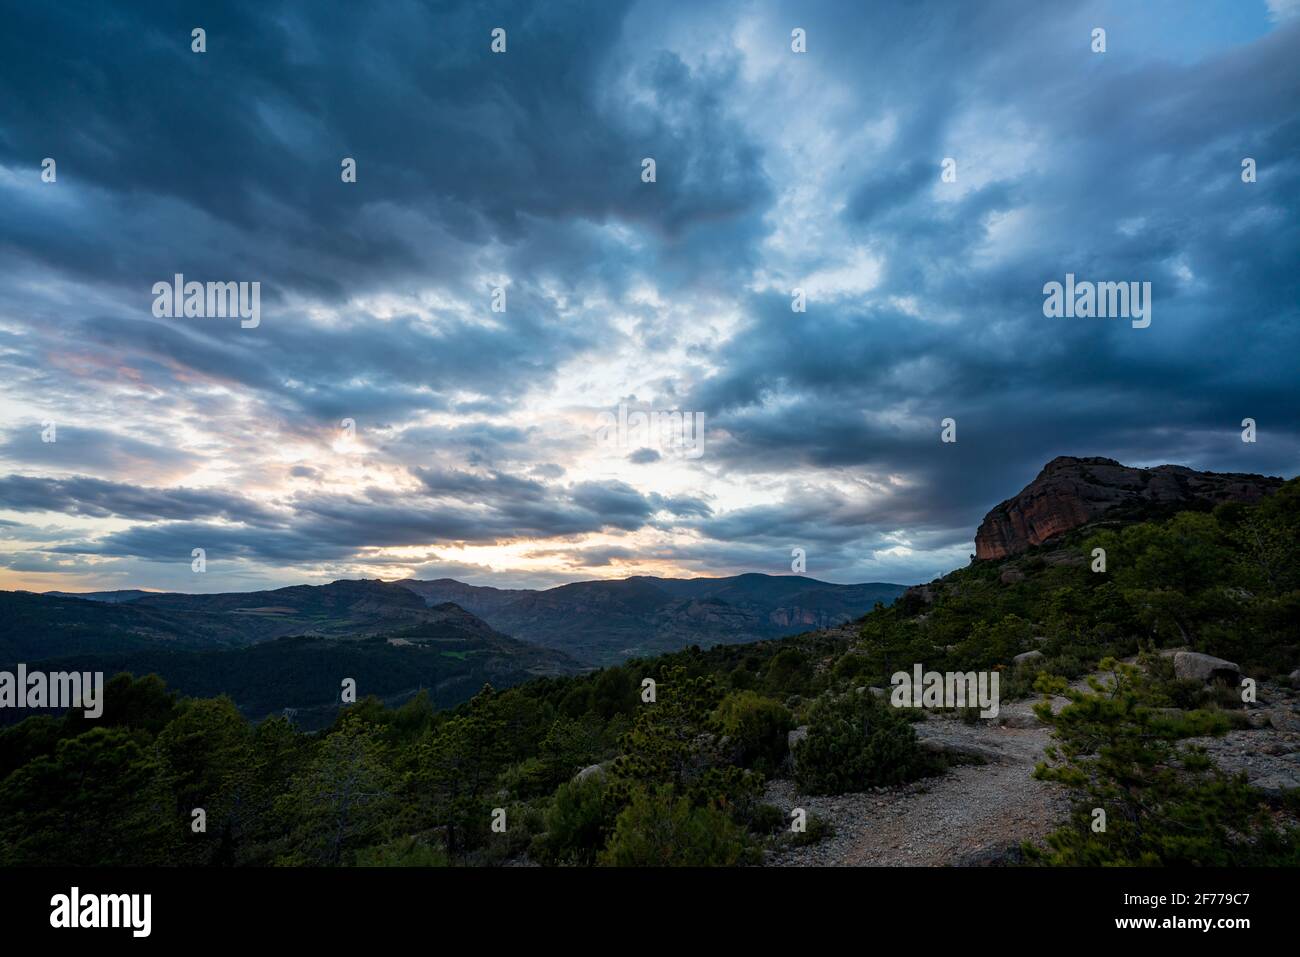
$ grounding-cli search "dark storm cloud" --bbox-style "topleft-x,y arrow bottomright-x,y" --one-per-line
52,522 -> 342,566
41,469 -> 709,565
673,2 -> 1300,558
0,0 -> 774,475
1,0 -> 1296,589
648,493 -> 713,519
0,474 -> 281,524
415,467 -> 548,502
0,425 -> 202,480
0,0 -> 771,296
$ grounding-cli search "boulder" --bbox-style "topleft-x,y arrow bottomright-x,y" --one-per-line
783,725 -> 811,774
573,762 -> 608,783
998,712 -> 1040,729
1250,772 -> 1300,799
1267,709 -> 1300,733
1013,650 -> 1045,667
917,733 -> 1003,763
998,694 -> 1069,727
1172,651 -> 1241,684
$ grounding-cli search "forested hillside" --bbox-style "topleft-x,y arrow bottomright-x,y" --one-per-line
2,480 -> 1297,866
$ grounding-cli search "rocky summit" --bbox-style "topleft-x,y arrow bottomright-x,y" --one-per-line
973,456 -> 1282,560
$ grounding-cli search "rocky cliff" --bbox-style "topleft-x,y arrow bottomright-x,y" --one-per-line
973,456 -> 1282,560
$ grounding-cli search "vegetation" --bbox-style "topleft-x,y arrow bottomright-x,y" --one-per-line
793,690 -> 933,795
0,481 -> 1296,865
1029,659 -> 1300,866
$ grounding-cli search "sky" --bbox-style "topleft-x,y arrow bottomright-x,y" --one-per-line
0,0 -> 1297,594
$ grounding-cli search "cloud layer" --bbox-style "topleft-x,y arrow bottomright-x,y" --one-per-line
1,0 -> 1297,592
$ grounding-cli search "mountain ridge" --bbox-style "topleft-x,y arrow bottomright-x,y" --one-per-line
974,455 -> 1283,560
396,573 -> 908,665
0,582 -> 582,727
11,572 -> 907,685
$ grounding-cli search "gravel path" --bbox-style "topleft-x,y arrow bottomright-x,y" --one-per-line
764,674 -> 1300,866
765,697 -> 1072,867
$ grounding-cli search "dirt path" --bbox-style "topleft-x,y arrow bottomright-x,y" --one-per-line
765,698 -> 1072,866
762,648 -> 1300,867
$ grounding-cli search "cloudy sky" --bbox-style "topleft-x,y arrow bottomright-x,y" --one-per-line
1,0 -> 1297,594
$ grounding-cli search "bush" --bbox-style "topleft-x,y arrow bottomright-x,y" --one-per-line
689,764 -> 767,828
353,836 -> 448,867
787,812 -> 835,847
748,802 -> 786,835
715,691 -> 793,771
793,691 -> 927,795
597,785 -> 759,866
832,653 -> 872,682
470,801 -> 542,866
534,773 -> 613,865
500,757 -> 559,799
765,649 -> 813,695
1029,660 -> 1300,865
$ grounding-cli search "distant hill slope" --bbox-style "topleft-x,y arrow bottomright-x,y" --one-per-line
399,573 -> 907,665
0,590 -> 243,662
974,456 -> 1283,560
126,578 -> 453,640
2,581 -> 584,725
13,573 -> 904,678
3,598 -> 582,728
9,579 -> 482,656
42,589 -> 157,603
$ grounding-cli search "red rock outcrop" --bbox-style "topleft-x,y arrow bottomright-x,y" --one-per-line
973,456 -> 1282,560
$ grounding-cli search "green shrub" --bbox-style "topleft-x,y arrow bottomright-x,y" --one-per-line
597,785 -> 759,866
832,653 -> 871,682
469,801 -> 541,866
534,773 -> 613,865
690,764 -> 767,828
728,667 -> 756,690
748,802 -> 786,835
715,691 -> 793,771
1029,660 -> 1300,865
500,757 -> 558,799
353,836 -> 448,867
764,648 -> 813,694
793,691 -> 927,795
788,812 -> 835,847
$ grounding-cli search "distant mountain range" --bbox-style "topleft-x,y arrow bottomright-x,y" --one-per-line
396,574 -> 907,665
4,579 -> 502,660
0,573 -> 903,723
19,574 -> 904,665
0,580 -> 580,727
